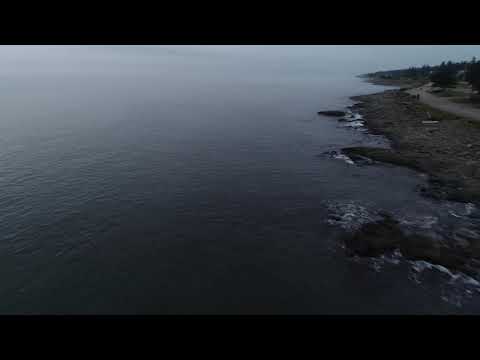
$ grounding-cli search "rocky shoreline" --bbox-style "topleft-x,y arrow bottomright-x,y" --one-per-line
320,86 -> 480,279
347,89 -> 480,204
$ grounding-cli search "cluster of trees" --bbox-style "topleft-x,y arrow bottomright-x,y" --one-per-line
366,66 -> 432,80
366,62 -> 465,81
427,58 -> 480,92
367,57 -> 480,94
466,57 -> 480,93
403,65 -> 434,79
430,61 -> 459,88
429,58 -> 480,93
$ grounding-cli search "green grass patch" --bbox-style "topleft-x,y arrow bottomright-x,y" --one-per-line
342,147 -> 423,171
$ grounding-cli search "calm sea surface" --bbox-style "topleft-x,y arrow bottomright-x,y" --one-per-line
1,46 -> 479,314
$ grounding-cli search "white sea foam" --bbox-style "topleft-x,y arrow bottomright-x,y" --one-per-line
341,120 -> 364,128
325,201 -> 380,231
406,257 -> 480,307
448,203 -> 477,219
399,215 -> 438,229
333,153 -> 355,165
466,203 -> 476,215
343,111 -> 364,122
449,211 -> 463,218
326,200 -> 480,307
410,259 -> 480,288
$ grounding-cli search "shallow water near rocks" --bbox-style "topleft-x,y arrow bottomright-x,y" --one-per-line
1,46 -> 480,314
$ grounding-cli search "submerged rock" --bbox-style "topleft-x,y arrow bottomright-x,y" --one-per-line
317,110 -> 347,117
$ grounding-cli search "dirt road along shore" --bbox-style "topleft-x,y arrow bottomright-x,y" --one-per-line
408,85 -> 480,122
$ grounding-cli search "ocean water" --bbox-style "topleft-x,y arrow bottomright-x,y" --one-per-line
1,45 -> 479,314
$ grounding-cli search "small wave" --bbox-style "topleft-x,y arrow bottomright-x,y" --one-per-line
333,153 -> 355,165
341,120 -> 364,128
358,249 -> 404,272
411,260 -> 453,277
466,203 -> 476,216
449,211 -> 463,218
325,200 -> 381,231
409,259 -> 480,307
399,215 -> 438,230
321,150 -> 355,165
447,203 -> 477,219
342,111 -> 364,122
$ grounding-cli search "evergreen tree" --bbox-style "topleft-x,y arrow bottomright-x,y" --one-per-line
466,57 -> 480,93
430,61 -> 457,88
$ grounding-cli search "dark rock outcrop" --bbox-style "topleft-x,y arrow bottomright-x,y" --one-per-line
342,212 -> 480,277
317,110 -> 347,117
343,214 -> 403,257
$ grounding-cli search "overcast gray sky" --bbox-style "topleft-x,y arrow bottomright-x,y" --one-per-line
0,45 -> 479,77
343,45 -> 480,72
199,45 -> 480,74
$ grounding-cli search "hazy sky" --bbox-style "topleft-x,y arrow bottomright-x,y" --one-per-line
0,45 -> 479,77
342,45 -> 480,72
195,45 -> 480,73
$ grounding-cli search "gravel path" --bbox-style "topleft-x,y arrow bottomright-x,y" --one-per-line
408,86 -> 480,122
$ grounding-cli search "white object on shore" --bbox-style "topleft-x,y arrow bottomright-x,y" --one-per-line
422,120 -> 439,124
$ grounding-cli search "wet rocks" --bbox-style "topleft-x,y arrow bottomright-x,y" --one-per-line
340,211 -> 480,276
317,110 -> 347,117
339,112 -> 363,122
347,102 -> 363,109
322,149 -> 372,166
342,147 -> 421,170
325,201 -> 382,232
332,87 -> 480,278
343,214 -> 403,257
345,152 -> 374,166
352,102 -> 365,109
346,89 -> 480,204
340,121 -> 365,129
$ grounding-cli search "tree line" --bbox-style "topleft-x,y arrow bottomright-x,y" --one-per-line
430,58 -> 480,92
466,58 -> 480,93
367,58 -> 480,94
